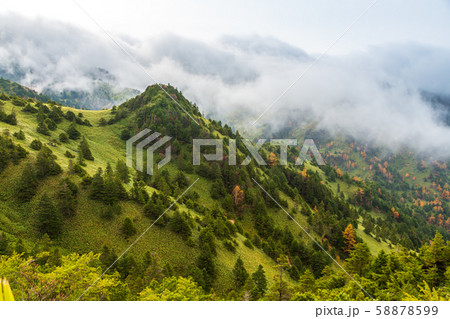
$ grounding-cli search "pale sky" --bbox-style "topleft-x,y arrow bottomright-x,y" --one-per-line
2,0 -> 450,54
2,0 -> 450,158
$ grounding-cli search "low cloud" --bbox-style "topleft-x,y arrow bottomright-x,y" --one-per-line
1,14 -> 450,158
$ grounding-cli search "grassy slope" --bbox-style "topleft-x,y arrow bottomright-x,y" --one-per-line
0,98 -> 302,292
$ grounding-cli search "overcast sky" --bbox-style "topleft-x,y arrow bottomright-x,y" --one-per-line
1,1 -> 450,157
2,0 -> 450,54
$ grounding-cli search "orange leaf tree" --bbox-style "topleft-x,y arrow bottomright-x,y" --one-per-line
232,185 -> 245,207
343,224 -> 356,253
267,152 -> 278,167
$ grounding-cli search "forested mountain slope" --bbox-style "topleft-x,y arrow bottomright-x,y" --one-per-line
0,82 -> 448,300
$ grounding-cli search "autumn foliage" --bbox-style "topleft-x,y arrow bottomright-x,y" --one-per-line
232,185 -> 245,208
267,152 -> 278,167
343,224 -> 356,253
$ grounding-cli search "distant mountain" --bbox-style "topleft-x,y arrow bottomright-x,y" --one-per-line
421,90 -> 450,126
0,66 -> 139,109
42,81 -> 140,110
0,78 -> 51,102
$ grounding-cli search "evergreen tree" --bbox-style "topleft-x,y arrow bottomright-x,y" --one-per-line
251,265 -> 267,300
37,193 -> 63,239
79,137 -> 94,161
346,242 -> 372,276
17,165 -> 38,202
13,129 -> 25,140
35,147 -> 62,178
0,232 -> 10,255
36,121 -> 50,136
168,211 -> 192,239
66,123 -> 81,140
30,139 -> 42,150
232,257 -> 249,289
115,159 -> 130,183
122,217 -> 137,238
59,132 -> 69,143
196,244 -> 216,291
90,168 -> 105,200
57,178 -> 78,217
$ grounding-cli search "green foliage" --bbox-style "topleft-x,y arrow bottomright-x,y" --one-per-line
0,108 -> 17,125
37,193 -> 63,239
251,265 -> 268,300
0,252 -> 128,300
120,129 -> 131,141
35,147 -> 62,178
36,121 -> 50,136
115,160 -> 129,183
79,137 -> 94,161
346,242 -> 372,276
168,211 -> 192,239
89,167 -> 128,205
59,132 -> 69,143
64,150 -> 75,158
0,134 -> 27,172
57,178 -> 78,217
232,257 -> 249,289
121,217 -> 137,238
16,165 -> 38,202
13,129 -> 25,140
139,276 -> 212,301
30,139 -> 42,150
66,123 -> 81,140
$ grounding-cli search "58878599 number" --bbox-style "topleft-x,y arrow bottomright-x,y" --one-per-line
376,305 -> 438,316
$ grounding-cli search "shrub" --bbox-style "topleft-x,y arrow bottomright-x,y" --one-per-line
64,150 -> 75,158
59,132 -> 69,143
66,123 -> 81,140
121,217 -> 137,237
30,139 -> 43,150
13,130 -> 25,140
120,129 -> 131,141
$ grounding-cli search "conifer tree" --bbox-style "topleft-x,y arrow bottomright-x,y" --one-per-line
59,132 -> 69,143
66,123 -> 80,140
251,265 -> 267,300
232,257 -> 249,289
115,159 -> 130,183
37,193 -> 63,239
346,242 -> 371,276
122,217 -> 137,238
17,165 -> 38,201
79,137 -> 94,160
35,147 -> 62,178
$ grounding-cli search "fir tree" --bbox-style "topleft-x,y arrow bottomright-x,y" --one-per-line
232,257 -> 249,289
346,242 -> 372,276
36,121 -> 50,136
122,217 -> 137,238
37,193 -> 63,239
66,123 -> 81,140
17,165 -> 38,202
59,132 -> 69,143
35,147 -> 62,178
79,137 -> 94,160
251,265 -> 268,300
115,159 -> 130,183
168,211 -> 192,239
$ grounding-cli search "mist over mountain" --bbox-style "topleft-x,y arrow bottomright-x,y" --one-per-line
1,14 -> 450,157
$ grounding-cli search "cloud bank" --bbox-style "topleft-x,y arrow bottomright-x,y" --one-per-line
1,14 -> 450,158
